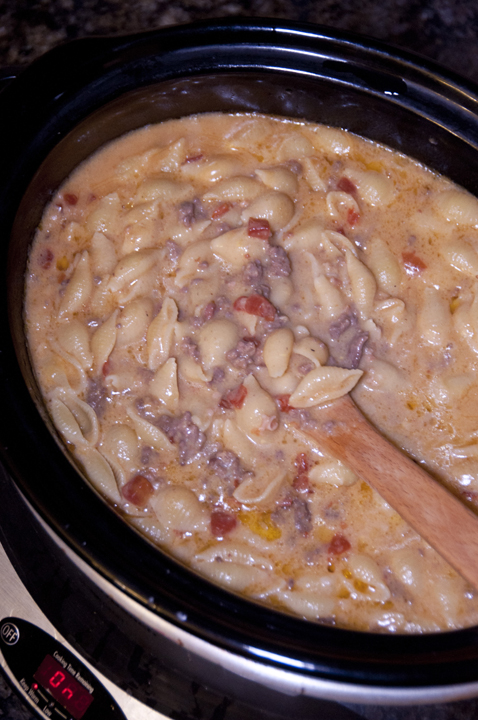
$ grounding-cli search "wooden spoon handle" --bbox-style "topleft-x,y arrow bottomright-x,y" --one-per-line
302,394 -> 478,590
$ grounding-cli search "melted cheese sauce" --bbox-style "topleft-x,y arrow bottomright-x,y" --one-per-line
25,113 -> 478,632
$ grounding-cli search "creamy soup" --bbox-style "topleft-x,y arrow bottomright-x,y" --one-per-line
24,112 -> 478,633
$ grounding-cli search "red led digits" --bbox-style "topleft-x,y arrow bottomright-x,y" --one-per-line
50,669 -> 65,688
33,655 -> 94,719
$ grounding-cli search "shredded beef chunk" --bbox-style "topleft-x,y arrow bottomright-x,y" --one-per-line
86,379 -> 108,416
328,308 -> 369,369
190,299 -> 217,327
226,339 -> 258,370
210,366 -> 225,384
243,259 -> 264,284
271,495 -> 313,534
178,197 -> 206,226
329,308 -> 357,340
208,450 -> 245,483
136,396 -> 160,423
140,445 -> 160,466
242,260 -> 271,297
181,336 -> 200,361
267,245 -> 291,277
289,408 -> 316,431
201,301 -> 216,323
297,360 -> 315,376
293,498 -> 312,535
343,330 -> 369,369
157,411 -> 206,465
329,327 -> 369,369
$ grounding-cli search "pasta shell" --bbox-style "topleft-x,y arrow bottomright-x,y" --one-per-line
203,176 -> 264,203
289,366 -> 363,408
195,542 -> 274,570
210,227 -> 267,270
147,297 -> 178,371
109,249 -> 158,293
434,189 -> 478,227
241,191 -> 295,231
101,424 -> 139,474
233,471 -> 286,506
76,446 -> 122,504
91,309 -> 118,371
263,328 -> 294,378
309,459 -> 357,486
126,408 -> 172,453
135,176 -> 192,203
150,486 -> 208,533
198,561 -> 281,595
49,397 -> 89,448
57,319 -> 93,371
234,374 -> 279,440
199,319 -> 239,371
58,251 -> 92,317
150,357 -> 179,413
255,167 -> 299,195
90,231 -> 117,275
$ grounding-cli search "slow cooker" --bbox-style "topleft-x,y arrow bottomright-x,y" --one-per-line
2,18 -> 478,719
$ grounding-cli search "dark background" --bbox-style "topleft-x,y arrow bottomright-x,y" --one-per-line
1,1 -> 478,719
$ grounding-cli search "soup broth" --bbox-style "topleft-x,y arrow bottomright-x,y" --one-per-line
25,112 -> 478,633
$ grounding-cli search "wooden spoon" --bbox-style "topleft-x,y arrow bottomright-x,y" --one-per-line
300,394 -> 478,591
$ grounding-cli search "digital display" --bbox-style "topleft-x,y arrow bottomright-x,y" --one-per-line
33,654 -> 94,719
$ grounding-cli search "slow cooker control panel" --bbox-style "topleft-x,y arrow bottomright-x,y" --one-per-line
0,617 -> 126,720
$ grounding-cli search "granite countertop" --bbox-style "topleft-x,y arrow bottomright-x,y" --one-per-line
1,1 -> 478,719
1,0 -> 478,83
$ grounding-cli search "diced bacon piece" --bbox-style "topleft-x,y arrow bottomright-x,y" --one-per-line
210,509 -> 237,537
292,455 -> 311,493
337,177 -> 357,194
233,296 -> 253,313
275,394 -> 292,413
328,533 -> 351,555
184,153 -> 204,163
38,248 -> 54,270
347,207 -> 360,226
211,202 -> 231,219
278,496 -> 294,509
292,473 -> 310,493
122,474 -> 154,507
102,359 -> 112,377
247,216 -> 272,240
402,250 -> 427,275
294,452 -> 309,475
220,384 -> 248,409
233,294 -> 276,321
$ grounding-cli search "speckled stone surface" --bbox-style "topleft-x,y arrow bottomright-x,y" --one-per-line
2,1 -> 478,719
